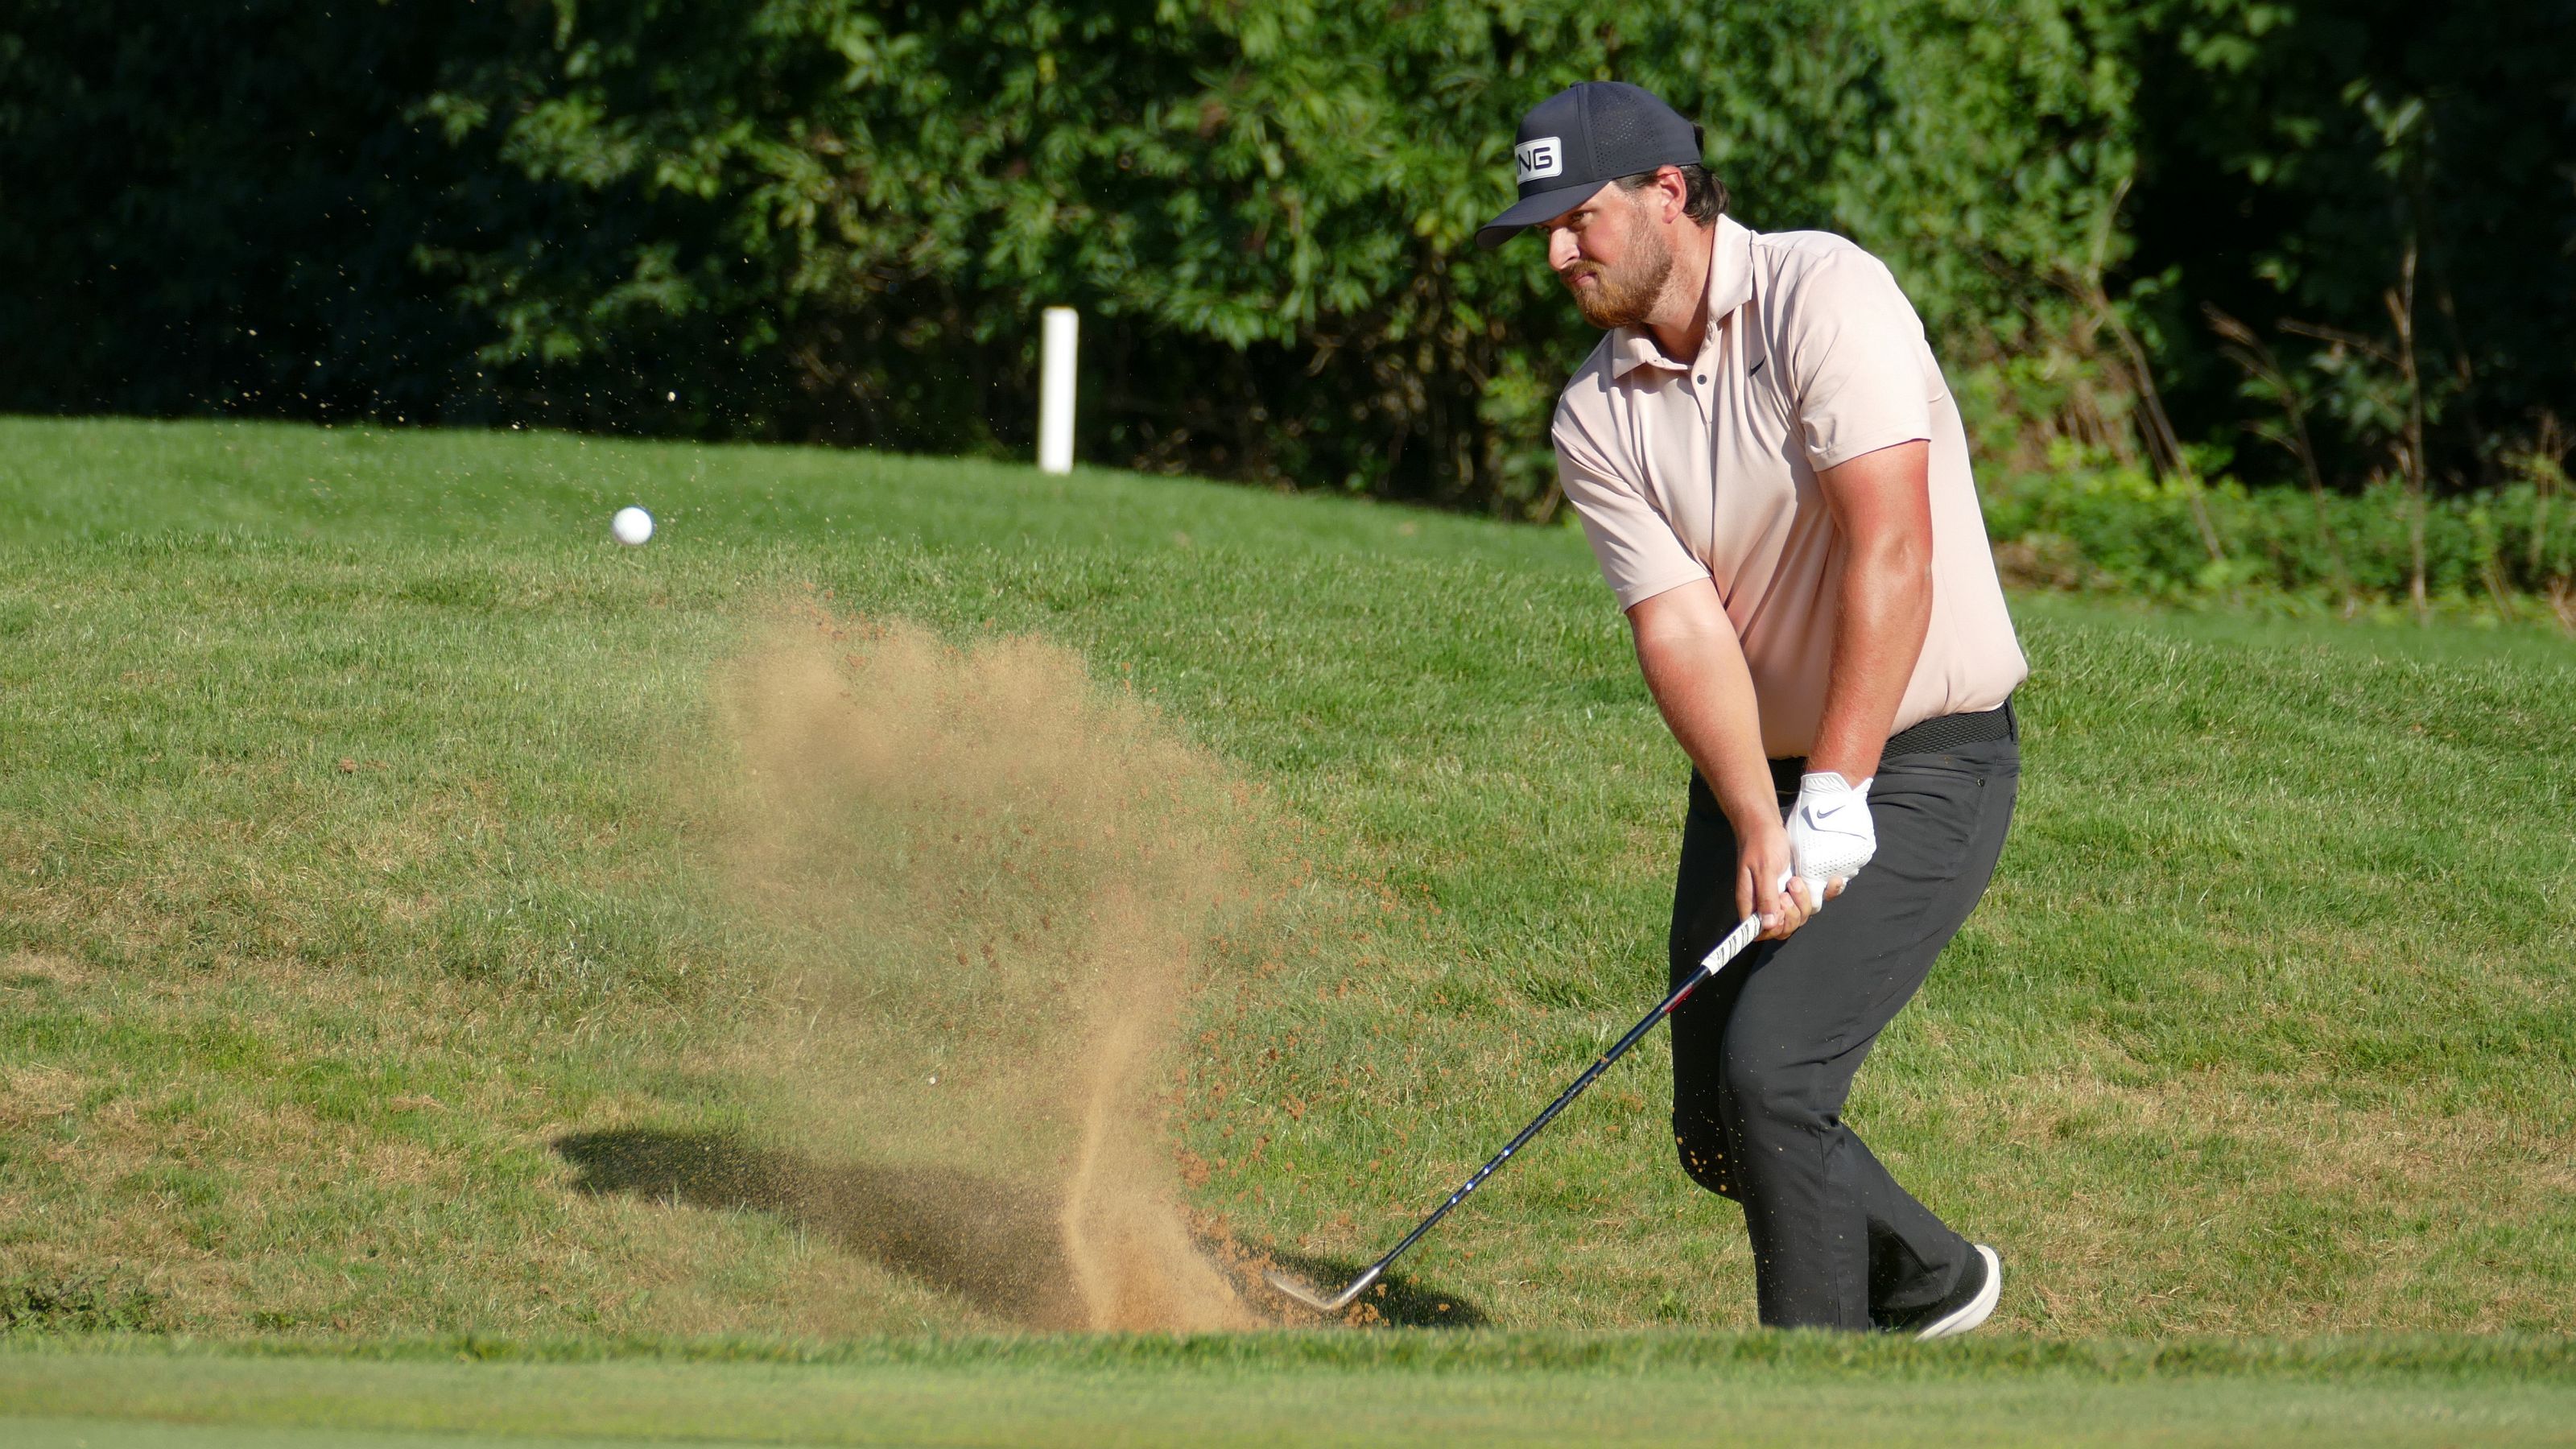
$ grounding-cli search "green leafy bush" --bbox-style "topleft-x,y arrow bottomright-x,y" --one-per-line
2,1 -> 2568,527
1987,453 -> 2576,615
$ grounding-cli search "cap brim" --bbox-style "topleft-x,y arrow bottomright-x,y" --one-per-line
1474,180 -> 1613,250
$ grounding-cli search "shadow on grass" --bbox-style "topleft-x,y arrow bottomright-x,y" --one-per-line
553,1128 -> 1489,1330
555,1129 -> 1088,1327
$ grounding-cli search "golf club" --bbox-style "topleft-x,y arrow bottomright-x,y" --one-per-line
1265,911 -> 1765,1313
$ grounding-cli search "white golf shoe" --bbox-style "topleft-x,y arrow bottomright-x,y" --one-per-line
1913,1244 -> 2002,1340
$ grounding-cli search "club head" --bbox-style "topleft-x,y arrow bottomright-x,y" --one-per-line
1263,1263 -> 1381,1314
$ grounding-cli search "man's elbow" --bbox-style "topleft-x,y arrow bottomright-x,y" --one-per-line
1629,614 -> 1693,674
1856,532 -> 1933,607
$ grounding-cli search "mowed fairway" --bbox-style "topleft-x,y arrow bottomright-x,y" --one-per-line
1,417 -> 2571,1439
6,1336 -> 2576,1447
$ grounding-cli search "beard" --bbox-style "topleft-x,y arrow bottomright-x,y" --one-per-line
1564,221 -> 1674,330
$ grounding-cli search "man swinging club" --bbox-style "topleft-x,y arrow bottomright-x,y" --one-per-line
1481,82 -> 2027,1336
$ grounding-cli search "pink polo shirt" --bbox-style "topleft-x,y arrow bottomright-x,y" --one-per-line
1552,215 -> 2027,758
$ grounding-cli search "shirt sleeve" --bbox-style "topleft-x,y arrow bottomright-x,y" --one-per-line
1776,246 -> 1937,473
1553,393 -> 1711,611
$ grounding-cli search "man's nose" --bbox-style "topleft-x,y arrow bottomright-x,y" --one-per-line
1546,227 -> 1579,273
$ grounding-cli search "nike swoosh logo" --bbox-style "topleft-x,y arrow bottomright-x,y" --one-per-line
1748,359 -> 1766,378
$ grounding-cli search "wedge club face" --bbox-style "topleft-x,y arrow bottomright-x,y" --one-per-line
1264,1263 -> 1381,1313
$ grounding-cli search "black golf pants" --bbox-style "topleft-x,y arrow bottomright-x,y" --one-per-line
1666,727 -> 2017,1331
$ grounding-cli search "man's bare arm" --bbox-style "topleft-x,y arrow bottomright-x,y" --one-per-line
1806,440 -> 1935,783
1628,581 -> 1807,937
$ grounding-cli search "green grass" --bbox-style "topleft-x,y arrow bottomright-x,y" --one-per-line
3,1335 -> 2574,1447
1,415 -> 2572,1435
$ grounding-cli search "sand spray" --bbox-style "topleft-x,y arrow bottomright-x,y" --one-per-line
704,610 -> 1260,1329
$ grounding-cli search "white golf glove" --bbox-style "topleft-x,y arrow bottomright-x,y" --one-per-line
1785,771 -> 1875,910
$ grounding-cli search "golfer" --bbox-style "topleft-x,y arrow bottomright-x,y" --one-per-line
1480,82 -> 2027,1336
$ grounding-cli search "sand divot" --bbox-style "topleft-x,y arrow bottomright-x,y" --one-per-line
707,609 -> 1261,1331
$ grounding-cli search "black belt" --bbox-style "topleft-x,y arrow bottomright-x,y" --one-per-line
1766,698 -> 2016,787
1883,698 -> 2016,757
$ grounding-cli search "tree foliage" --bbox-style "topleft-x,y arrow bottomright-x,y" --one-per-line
2125,0 -> 2576,497
2,1 -> 2568,520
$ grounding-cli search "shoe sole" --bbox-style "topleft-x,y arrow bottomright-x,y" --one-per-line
1915,1244 -> 2001,1340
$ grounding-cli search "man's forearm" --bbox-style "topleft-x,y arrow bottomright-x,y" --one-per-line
1628,583 -> 1773,829
1629,580 -> 1810,934
1806,542 -> 1930,781
1807,441 -> 1936,782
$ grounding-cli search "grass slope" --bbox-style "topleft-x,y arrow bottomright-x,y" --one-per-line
0,415 -> 2570,1352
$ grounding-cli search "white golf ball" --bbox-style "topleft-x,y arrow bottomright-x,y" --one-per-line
610,506 -> 654,547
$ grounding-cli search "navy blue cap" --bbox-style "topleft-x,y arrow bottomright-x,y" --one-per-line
1476,82 -> 1704,250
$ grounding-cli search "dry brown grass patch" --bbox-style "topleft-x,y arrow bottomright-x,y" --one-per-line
1975,1056 -> 2576,1333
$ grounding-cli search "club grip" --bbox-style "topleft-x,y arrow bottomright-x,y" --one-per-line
1697,914 -> 1761,976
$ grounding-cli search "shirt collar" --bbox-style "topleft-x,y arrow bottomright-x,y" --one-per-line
1606,214 -> 1755,381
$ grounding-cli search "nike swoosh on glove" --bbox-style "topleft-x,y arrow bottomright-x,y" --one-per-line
1785,771 -> 1875,909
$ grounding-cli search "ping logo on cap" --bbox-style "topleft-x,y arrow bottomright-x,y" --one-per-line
1515,138 -> 1563,183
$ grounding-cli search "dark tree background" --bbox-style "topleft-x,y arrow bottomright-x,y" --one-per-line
5,0 -> 2570,537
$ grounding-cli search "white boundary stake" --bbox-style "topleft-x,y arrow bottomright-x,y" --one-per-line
1038,306 -> 1079,475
